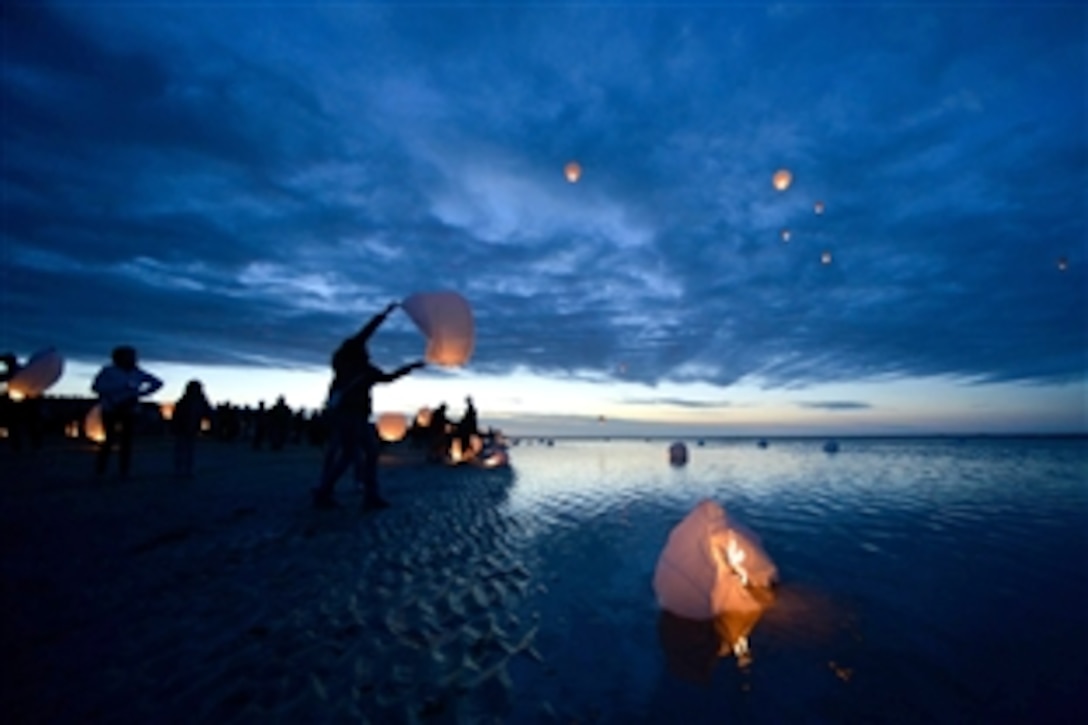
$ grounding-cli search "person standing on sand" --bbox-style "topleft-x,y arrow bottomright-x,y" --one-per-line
172,379 -> 212,478
312,302 -> 425,511
92,345 -> 163,479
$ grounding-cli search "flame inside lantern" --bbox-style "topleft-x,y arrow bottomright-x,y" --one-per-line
564,161 -> 582,183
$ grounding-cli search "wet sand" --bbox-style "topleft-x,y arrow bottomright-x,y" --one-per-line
0,438 -> 538,723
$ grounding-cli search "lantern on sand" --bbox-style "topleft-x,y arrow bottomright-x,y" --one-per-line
160,403 -> 175,422
8,347 -> 64,399
402,291 -> 475,367
669,441 -> 688,466
772,169 -> 792,191
84,404 -> 107,443
376,412 -> 408,442
653,499 -> 777,622
564,161 -> 582,183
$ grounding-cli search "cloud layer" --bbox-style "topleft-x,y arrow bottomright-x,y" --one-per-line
3,3 -> 1085,394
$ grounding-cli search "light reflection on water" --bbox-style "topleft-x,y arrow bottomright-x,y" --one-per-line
500,437 -> 1088,723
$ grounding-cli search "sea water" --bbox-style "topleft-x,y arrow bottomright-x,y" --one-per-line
499,437 -> 1087,723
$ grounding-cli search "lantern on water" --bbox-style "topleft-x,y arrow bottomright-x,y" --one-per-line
772,169 -> 792,191
84,404 -> 107,444
653,499 -> 778,621
7,347 -> 64,399
564,161 -> 582,183
813,200 -> 825,215
669,441 -> 688,466
376,412 -> 408,442
402,291 -> 475,367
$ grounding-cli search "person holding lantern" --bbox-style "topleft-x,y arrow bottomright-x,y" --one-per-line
91,345 -> 163,479
312,302 -> 426,511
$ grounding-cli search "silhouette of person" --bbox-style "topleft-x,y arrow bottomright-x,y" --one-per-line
428,402 -> 449,462
91,346 -> 163,479
172,379 -> 212,478
458,395 -> 479,452
312,302 -> 425,510
1,353 -> 23,450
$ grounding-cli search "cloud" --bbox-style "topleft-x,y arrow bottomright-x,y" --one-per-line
1,2 -> 1084,402
797,401 -> 873,411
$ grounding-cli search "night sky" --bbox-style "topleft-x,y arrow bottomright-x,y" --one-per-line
2,2 -> 1085,435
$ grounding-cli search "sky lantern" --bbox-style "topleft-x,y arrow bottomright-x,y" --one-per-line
7,347 -> 64,399
402,291 -> 475,367
84,404 -> 107,444
780,228 -> 791,243
813,200 -> 825,215
653,499 -> 778,622
564,161 -> 582,183
376,412 -> 408,442
1057,257 -> 1068,272
772,169 -> 792,191
821,250 -> 832,265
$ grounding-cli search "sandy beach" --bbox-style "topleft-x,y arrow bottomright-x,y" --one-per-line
1,437 -> 540,723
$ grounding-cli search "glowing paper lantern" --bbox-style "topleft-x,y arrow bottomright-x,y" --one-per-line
821,250 -> 832,265
669,441 -> 688,466
160,403 -> 175,421
402,291 -> 475,367
415,407 -> 432,427
653,500 -> 778,621
564,161 -> 582,183
84,404 -> 107,444
1058,257 -> 1068,272
376,412 -> 408,442
8,347 -> 64,399
780,228 -> 791,243
449,437 -> 464,463
813,200 -> 825,215
772,169 -> 792,191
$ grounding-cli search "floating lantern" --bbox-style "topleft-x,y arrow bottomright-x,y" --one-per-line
7,347 -> 64,399
1057,257 -> 1068,272
449,437 -> 464,464
376,412 -> 408,442
564,161 -> 582,183
669,441 -> 688,466
84,404 -> 107,444
160,402 -> 175,421
772,169 -> 792,191
780,228 -> 791,243
402,290 -> 475,367
653,499 -> 778,621
821,250 -> 832,265
813,200 -> 825,215
415,407 -> 432,427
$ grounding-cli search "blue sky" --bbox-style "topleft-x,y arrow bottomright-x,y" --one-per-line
2,1 -> 1085,436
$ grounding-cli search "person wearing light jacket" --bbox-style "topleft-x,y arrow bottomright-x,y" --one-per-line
92,345 -> 163,479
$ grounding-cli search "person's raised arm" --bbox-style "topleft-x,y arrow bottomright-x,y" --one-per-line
350,301 -> 399,347
376,359 -> 426,384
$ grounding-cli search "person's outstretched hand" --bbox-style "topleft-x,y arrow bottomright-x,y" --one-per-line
411,360 -> 427,370
384,301 -> 399,315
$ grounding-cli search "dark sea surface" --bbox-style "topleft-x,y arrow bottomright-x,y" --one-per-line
500,437 -> 1088,723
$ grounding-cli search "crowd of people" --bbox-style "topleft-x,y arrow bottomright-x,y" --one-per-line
1,302 -> 495,512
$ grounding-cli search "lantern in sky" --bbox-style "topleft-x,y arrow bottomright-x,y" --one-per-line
653,499 -> 778,621
814,200 -> 825,215
564,161 -> 582,183
780,228 -> 791,243
772,169 -> 792,191
376,412 -> 408,442
402,291 -> 475,367
84,404 -> 107,444
669,441 -> 688,466
7,347 -> 64,399
1057,257 -> 1068,272
821,250 -> 832,265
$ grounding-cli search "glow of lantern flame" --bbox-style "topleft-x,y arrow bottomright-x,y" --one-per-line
781,228 -> 791,242
814,200 -> 825,215
1058,257 -> 1068,272
564,161 -> 582,183
821,250 -> 832,265
160,403 -> 174,421
8,389 -> 25,402
772,169 -> 792,191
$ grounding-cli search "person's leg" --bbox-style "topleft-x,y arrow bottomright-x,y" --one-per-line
361,421 -> 387,507
117,409 -> 134,478
314,414 -> 354,503
96,409 -> 116,475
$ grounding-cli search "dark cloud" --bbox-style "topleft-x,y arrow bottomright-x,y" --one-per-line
2,3 -> 1084,400
797,401 -> 873,411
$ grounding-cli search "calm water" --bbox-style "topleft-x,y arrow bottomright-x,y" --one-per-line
498,437 -> 1088,723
